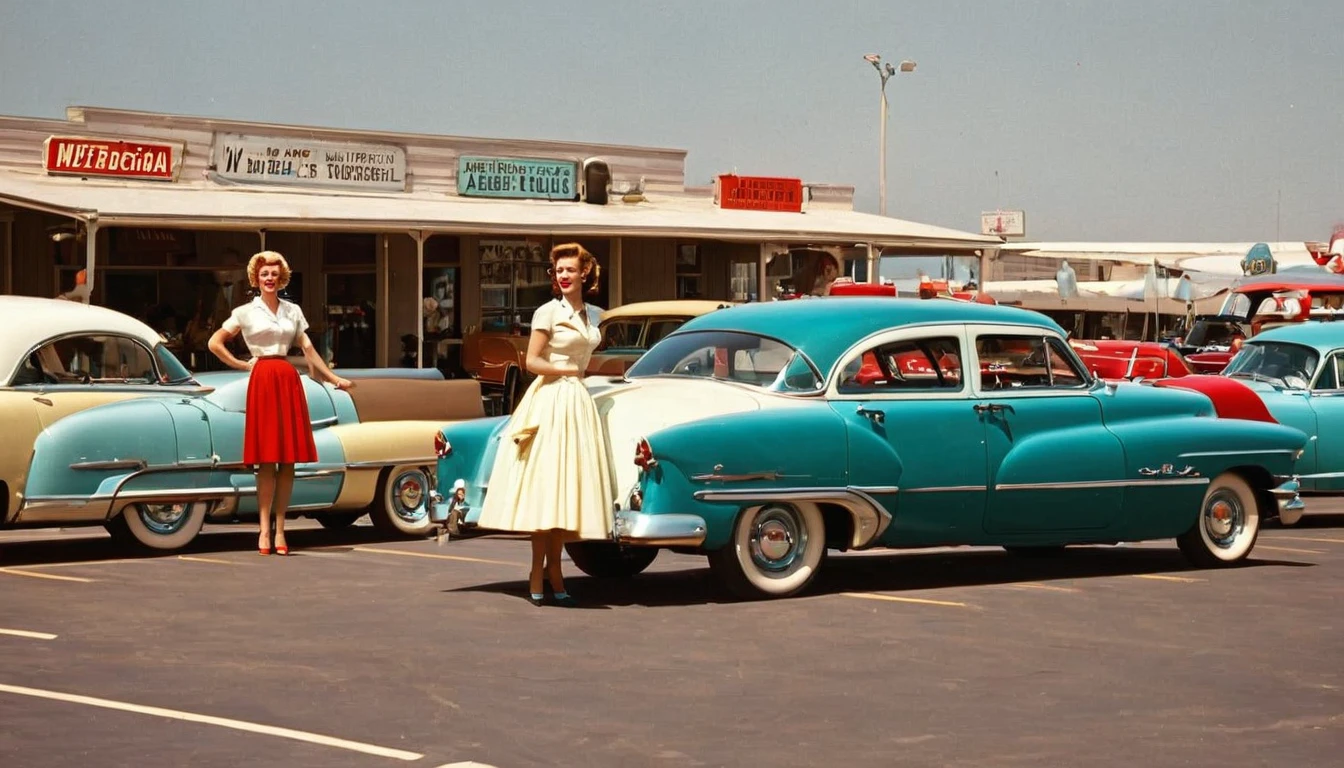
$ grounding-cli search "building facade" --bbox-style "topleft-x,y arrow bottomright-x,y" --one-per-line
0,106 -> 999,372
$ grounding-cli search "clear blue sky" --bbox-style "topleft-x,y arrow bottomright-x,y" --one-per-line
2,0 -> 1341,241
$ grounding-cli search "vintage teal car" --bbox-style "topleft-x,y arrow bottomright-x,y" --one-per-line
429,298 -> 1309,599
0,295 -> 486,550
1156,321 -> 1344,518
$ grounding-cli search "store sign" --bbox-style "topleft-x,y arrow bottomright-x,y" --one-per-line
981,210 -> 1026,237
43,136 -> 182,181
212,133 -> 407,191
716,175 -> 804,213
457,156 -> 578,201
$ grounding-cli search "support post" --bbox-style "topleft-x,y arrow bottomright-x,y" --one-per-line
413,230 -> 426,368
610,237 -> 623,307
258,229 -> 267,251
757,243 -> 772,302
866,242 -> 879,284
84,217 -> 99,298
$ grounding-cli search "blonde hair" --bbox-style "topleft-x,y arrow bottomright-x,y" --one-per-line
246,251 -> 292,290
549,242 -> 601,296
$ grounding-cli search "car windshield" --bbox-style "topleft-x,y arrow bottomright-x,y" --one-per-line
154,343 -> 196,385
1184,319 -> 1246,348
625,330 -> 823,393
1224,341 -> 1319,390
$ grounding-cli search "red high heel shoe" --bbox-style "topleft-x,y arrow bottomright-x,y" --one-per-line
259,545 -> 272,555
275,541 -> 290,556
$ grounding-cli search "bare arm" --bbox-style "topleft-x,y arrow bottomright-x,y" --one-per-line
524,328 -> 579,377
207,327 -> 253,372
297,332 -> 353,389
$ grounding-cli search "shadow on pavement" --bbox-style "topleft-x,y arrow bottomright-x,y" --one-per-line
444,543 -> 1315,608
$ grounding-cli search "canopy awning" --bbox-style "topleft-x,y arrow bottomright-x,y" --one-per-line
0,171 -> 1001,249
1002,241 -> 1325,276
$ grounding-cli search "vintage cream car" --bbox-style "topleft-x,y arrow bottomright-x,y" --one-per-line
0,296 -> 484,550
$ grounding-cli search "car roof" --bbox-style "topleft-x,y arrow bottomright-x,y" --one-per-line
1232,271 -> 1344,292
1248,321 -> 1344,354
0,296 -> 165,382
601,299 -> 735,322
675,297 -> 1064,374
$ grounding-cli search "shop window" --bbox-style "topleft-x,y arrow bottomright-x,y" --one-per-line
477,238 -> 609,332
324,233 -> 377,266
676,244 -> 701,299
324,272 -> 377,369
730,262 -> 754,301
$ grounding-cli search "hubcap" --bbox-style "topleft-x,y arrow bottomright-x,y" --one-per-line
390,469 -> 428,523
748,505 -> 806,572
138,503 -> 188,535
1203,489 -> 1244,548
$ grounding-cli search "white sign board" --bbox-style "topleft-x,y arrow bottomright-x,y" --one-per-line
212,133 -> 407,192
980,210 -> 1025,238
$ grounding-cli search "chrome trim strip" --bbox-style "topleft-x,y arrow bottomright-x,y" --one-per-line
1289,471 -> 1344,480
311,416 -> 339,428
1178,449 -> 1298,458
690,485 -> 893,549
611,510 -> 707,547
904,485 -> 988,493
110,487 -> 237,502
690,471 -> 780,482
852,485 -> 900,495
70,459 -> 148,471
345,457 -> 436,469
995,478 -> 1210,491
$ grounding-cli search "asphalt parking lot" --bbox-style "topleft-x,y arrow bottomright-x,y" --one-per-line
2,516 -> 1342,768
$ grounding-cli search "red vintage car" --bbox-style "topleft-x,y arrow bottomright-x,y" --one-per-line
1069,339 -> 1194,381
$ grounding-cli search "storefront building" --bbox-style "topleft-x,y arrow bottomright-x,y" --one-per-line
0,106 -> 1000,372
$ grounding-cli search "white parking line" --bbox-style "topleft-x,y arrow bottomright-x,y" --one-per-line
840,591 -> 971,608
177,555 -> 239,566
0,683 -> 423,761
0,628 -> 57,640
0,567 -> 93,583
354,546 -> 521,567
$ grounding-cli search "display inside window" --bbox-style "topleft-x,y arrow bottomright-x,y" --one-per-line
676,244 -> 701,299
478,239 -> 549,332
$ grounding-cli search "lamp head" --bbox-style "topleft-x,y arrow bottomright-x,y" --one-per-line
898,59 -> 917,72
863,53 -> 881,64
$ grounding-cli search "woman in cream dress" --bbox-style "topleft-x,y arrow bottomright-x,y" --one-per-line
476,243 -> 616,606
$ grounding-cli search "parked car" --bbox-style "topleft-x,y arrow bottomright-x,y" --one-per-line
1155,321 -> 1344,518
587,300 -> 736,376
428,298 -> 1308,599
1069,339 -> 1194,381
1,295 -> 487,550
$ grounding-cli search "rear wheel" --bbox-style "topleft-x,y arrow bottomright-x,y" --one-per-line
707,502 -> 826,600
1177,472 -> 1260,567
369,465 -> 435,537
105,501 -> 210,550
565,541 -> 658,579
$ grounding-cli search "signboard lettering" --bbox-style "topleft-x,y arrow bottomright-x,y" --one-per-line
980,210 -> 1026,237
716,175 -> 804,213
43,136 -> 182,181
213,133 -> 407,191
457,156 -> 578,200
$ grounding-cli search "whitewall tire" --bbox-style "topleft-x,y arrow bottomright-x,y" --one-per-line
1177,472 -> 1260,567
370,465 -> 435,536
708,502 -> 827,600
106,501 -> 209,550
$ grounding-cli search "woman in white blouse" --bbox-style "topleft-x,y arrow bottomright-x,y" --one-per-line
208,251 -> 353,556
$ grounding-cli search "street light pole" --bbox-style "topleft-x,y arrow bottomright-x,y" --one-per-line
864,54 -> 916,217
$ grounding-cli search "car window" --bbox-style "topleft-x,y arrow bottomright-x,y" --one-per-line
26,335 -> 160,385
1226,341 -> 1319,390
645,319 -> 685,347
1313,354 -> 1341,391
976,334 -> 1088,390
626,329 -> 821,393
597,320 -> 642,351
837,336 -> 963,394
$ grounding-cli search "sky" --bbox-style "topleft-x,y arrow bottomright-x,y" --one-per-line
2,0 -> 1342,242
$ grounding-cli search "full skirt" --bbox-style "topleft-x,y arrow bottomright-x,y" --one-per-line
244,357 -> 318,466
476,374 -> 615,541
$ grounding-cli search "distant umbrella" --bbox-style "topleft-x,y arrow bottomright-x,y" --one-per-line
1056,260 -> 1078,299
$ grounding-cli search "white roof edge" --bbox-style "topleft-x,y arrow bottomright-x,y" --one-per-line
0,171 -> 1000,247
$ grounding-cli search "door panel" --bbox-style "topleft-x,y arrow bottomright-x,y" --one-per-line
983,395 -> 1126,532
0,392 -> 44,517
1307,394 -> 1344,491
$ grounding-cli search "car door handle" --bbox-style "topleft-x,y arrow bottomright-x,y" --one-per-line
856,404 -> 885,424
973,403 -> 1014,415
33,397 -> 53,407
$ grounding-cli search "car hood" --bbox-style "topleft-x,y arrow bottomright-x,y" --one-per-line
591,377 -> 812,494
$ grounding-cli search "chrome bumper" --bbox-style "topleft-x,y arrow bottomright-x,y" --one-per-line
1270,478 -> 1305,526
612,510 -> 707,547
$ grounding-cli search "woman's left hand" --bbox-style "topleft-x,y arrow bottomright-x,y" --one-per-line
333,377 -> 354,390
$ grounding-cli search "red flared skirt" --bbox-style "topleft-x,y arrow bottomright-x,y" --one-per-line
243,357 -> 318,466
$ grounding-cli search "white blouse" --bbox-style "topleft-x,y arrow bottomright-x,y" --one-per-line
222,297 -> 310,357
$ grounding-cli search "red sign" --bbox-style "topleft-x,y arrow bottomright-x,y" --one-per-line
716,174 -> 804,213
43,136 -> 181,181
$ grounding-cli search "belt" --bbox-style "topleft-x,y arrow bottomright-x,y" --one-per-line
254,355 -> 289,360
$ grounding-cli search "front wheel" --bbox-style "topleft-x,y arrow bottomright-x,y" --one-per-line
369,465 -> 436,537
707,502 -> 827,600
565,541 -> 658,579
1177,472 -> 1260,567
105,501 -> 210,550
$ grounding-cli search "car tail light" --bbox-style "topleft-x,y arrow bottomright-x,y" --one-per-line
434,432 -> 452,458
634,438 -> 657,470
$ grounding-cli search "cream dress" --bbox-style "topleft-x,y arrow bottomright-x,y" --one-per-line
476,298 -> 616,540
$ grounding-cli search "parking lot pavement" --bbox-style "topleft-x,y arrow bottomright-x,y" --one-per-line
2,518 -> 1342,767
